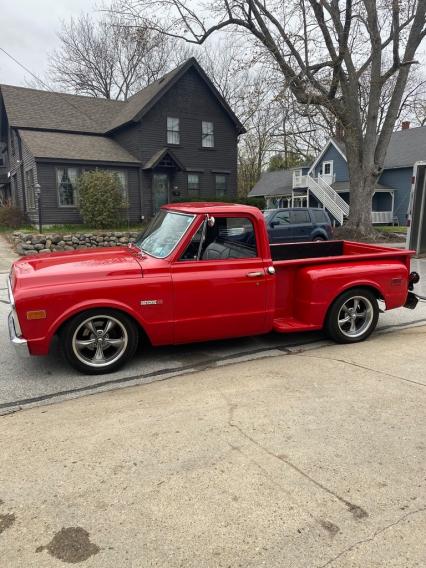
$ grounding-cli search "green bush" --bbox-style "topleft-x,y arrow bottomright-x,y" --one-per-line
78,170 -> 126,229
0,205 -> 27,228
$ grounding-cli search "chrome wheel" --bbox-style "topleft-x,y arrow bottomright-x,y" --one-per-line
337,296 -> 374,339
72,315 -> 128,368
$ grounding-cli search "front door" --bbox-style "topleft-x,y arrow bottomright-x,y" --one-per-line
171,215 -> 270,344
153,173 -> 170,212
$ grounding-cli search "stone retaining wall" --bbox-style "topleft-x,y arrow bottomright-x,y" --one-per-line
11,231 -> 141,256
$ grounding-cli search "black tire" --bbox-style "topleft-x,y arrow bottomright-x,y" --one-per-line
325,288 -> 379,344
313,236 -> 326,241
61,309 -> 139,374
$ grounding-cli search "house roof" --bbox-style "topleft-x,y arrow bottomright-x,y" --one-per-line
249,169 -> 300,197
384,126 -> 426,169
0,58 -> 245,135
19,130 -> 140,164
313,128 -> 426,171
1,86 -> 124,134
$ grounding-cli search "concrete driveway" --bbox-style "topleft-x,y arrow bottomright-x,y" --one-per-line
1,237 -> 426,414
0,326 -> 425,567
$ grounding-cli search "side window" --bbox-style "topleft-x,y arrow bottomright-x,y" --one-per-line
180,217 -> 258,261
290,210 -> 310,224
273,211 -> 290,225
311,209 -> 329,224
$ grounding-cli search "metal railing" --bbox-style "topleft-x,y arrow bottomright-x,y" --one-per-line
306,175 -> 349,224
371,211 -> 393,224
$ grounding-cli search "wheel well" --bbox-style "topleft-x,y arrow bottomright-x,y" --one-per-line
54,307 -> 151,346
325,285 -> 384,323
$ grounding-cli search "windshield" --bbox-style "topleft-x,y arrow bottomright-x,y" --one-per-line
136,210 -> 195,258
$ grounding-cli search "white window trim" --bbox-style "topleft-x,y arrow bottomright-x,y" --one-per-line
321,160 -> 333,176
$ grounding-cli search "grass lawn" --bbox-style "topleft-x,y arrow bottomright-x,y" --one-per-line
376,225 -> 407,234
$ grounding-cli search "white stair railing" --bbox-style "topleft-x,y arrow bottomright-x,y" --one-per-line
307,175 -> 349,225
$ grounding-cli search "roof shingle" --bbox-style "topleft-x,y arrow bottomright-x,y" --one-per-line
19,130 -> 140,164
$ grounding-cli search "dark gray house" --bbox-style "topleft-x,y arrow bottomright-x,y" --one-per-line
0,58 -> 245,224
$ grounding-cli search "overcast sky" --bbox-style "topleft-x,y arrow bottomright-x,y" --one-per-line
0,0 -> 99,86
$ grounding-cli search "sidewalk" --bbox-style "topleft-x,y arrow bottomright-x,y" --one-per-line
0,235 -> 18,273
0,326 -> 425,567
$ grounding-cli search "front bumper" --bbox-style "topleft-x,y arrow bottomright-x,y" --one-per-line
8,311 -> 30,357
7,274 -> 30,357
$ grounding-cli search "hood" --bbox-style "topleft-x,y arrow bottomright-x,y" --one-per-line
11,246 -> 143,291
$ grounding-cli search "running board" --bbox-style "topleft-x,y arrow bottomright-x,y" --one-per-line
273,317 -> 321,333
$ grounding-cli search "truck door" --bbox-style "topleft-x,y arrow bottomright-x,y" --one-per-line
171,215 -> 269,344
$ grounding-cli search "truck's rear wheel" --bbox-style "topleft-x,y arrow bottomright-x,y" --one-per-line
62,309 -> 138,374
325,288 -> 379,344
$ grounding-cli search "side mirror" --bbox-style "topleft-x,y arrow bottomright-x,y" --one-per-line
270,220 -> 278,228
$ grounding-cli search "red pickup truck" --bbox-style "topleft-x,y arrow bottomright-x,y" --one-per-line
7,203 -> 419,374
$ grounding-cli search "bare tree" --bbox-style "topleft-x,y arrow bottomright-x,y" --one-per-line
49,12 -> 176,100
116,0 -> 426,235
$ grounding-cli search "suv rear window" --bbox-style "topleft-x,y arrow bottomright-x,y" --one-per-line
310,209 -> 329,224
289,210 -> 310,224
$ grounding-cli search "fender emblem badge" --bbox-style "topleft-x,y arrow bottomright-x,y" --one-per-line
140,299 -> 163,306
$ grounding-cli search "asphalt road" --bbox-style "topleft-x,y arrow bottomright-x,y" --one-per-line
1,258 -> 426,415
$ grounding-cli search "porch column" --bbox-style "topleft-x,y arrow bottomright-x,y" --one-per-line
306,189 -> 310,208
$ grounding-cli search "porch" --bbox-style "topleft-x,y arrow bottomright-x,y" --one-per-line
265,187 -> 396,225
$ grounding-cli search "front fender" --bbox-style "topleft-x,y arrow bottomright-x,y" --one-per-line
27,299 -> 154,356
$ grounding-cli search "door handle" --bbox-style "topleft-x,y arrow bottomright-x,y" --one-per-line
246,271 -> 264,278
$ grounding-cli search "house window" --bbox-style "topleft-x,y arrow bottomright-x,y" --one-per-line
322,161 -> 333,176
25,168 -> 36,210
167,117 -> 180,145
187,173 -> 200,198
202,121 -> 214,148
215,174 -> 227,198
57,167 -> 78,207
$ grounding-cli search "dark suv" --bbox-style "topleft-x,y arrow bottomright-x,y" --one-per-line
263,208 -> 333,243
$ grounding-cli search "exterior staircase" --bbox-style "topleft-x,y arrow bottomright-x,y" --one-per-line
306,175 -> 349,225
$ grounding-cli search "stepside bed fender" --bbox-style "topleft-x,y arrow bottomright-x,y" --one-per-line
293,260 -> 409,327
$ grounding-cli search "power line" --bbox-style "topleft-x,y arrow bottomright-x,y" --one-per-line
0,45 -> 103,130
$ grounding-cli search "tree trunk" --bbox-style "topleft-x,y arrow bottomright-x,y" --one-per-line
344,139 -> 378,238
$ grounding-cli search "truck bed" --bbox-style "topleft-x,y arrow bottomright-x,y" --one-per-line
270,240 -> 409,263
270,240 -> 413,333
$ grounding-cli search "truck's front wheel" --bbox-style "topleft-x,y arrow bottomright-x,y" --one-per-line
325,288 -> 379,343
61,309 -> 139,374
